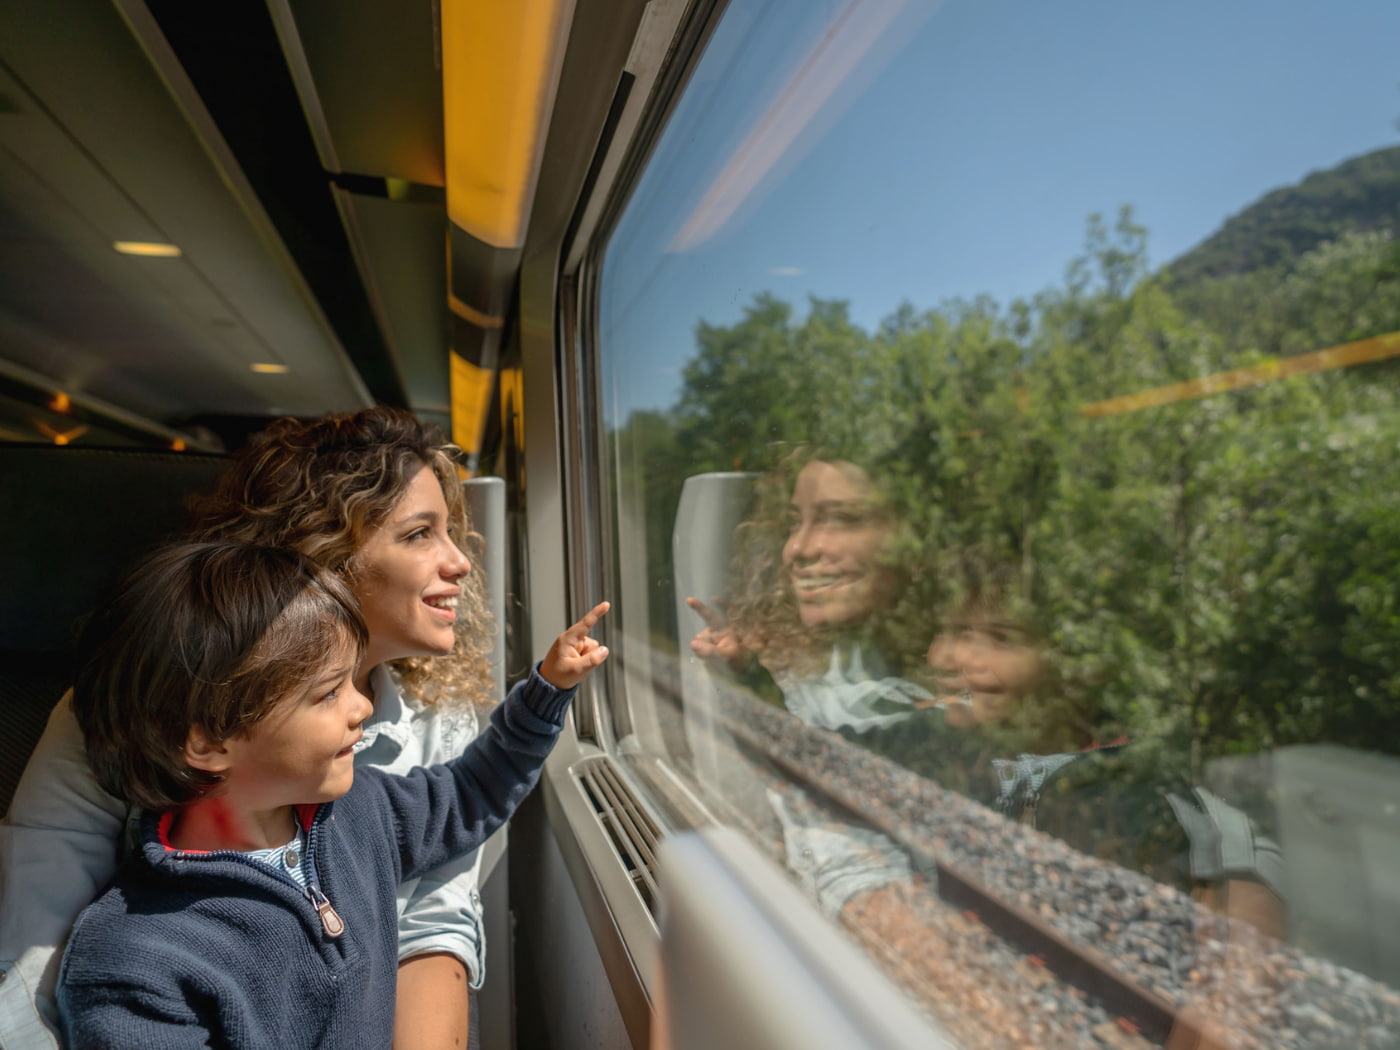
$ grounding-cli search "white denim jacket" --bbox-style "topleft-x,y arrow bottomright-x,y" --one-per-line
0,665 -> 487,1049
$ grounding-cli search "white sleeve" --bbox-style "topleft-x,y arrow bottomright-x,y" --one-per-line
394,848 -> 487,986
1,692 -> 129,1044
388,698 -> 487,984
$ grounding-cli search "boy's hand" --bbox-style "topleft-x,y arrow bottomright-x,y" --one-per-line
686,597 -> 753,672
539,601 -> 611,689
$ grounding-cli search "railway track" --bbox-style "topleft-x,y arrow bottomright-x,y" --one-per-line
722,713 -> 1192,1047
932,863 -> 1191,1046
645,661 -> 1400,1049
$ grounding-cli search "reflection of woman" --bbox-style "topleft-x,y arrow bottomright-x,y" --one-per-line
1,409 -> 493,1050
690,453 -> 932,735
783,459 -> 899,630
688,449 -> 1099,904
688,448 -> 936,916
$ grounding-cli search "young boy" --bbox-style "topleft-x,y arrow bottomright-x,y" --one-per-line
56,542 -> 608,1048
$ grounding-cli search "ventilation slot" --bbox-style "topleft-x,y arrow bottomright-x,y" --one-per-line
576,757 -> 661,913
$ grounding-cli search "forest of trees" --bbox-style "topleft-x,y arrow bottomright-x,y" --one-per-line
610,145 -> 1400,826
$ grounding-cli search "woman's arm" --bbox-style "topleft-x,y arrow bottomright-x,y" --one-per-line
393,953 -> 472,1050
395,843 -> 486,978
374,674 -> 487,1050
1,692 -> 129,1046
392,831 -> 484,1050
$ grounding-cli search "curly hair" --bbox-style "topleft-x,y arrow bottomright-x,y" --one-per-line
190,407 -> 496,709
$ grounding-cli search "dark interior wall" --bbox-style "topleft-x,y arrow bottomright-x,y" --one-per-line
510,788 -> 632,1050
0,444 -> 227,813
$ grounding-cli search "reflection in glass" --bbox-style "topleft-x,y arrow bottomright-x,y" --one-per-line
597,0 -> 1400,1046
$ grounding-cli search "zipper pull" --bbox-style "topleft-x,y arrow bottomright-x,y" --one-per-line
308,885 -> 345,938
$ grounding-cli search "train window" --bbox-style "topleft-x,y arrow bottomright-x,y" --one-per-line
592,0 -> 1400,1045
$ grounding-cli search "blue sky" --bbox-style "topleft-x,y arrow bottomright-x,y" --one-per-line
599,0 -> 1400,421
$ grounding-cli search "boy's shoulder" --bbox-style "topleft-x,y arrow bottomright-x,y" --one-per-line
58,848 -> 371,1047
65,812 -> 304,961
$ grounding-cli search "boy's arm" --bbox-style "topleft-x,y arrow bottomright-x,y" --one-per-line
373,601 -> 610,881
1,692 -> 129,1044
59,980 -> 212,1050
375,665 -> 575,881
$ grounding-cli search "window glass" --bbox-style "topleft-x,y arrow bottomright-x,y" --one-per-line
597,1 -> 1400,1044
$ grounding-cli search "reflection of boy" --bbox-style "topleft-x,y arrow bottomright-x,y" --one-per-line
924,618 -> 1047,729
58,543 -> 608,1049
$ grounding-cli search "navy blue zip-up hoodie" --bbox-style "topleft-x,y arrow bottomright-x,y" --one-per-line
56,669 -> 574,1050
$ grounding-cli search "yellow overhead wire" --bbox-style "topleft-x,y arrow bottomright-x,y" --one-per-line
1079,330 -> 1400,418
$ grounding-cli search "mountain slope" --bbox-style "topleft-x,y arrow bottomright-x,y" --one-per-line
1169,144 -> 1400,285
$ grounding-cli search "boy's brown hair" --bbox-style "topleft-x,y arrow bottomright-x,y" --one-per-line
73,542 -> 367,810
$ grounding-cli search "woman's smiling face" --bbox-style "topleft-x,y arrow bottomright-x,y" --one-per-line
782,460 -> 897,629
351,464 -> 471,683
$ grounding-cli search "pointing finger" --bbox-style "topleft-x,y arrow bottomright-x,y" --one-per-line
686,596 -> 729,630
568,601 -> 611,638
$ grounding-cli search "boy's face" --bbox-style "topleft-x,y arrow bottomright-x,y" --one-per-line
927,620 -> 1047,727
219,639 -> 373,810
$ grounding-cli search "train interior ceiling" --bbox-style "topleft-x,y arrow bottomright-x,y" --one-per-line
1,0 -> 498,453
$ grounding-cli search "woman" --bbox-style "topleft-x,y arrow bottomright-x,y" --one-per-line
690,449 -> 933,735
685,447 -> 940,917
0,407 -> 508,1050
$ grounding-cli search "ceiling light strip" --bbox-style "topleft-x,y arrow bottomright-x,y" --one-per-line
112,240 -> 182,257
